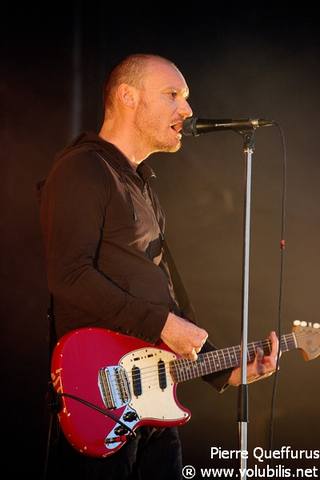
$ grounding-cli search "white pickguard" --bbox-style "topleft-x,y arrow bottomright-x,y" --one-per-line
120,347 -> 188,421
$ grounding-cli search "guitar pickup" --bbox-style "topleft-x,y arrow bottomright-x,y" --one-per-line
158,359 -> 167,390
132,365 -> 142,397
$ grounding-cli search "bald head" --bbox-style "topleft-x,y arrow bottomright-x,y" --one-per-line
103,54 -> 177,114
99,53 -> 192,161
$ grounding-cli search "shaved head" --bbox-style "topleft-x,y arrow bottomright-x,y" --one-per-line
103,54 -> 176,113
99,53 -> 192,160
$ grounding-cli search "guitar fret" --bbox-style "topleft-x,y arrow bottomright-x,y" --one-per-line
248,344 -> 254,362
279,333 -> 294,352
283,333 -> 295,352
199,356 -> 206,376
266,339 -> 271,354
170,332 -> 301,384
179,360 -> 185,381
203,352 -> 210,376
173,363 -> 180,382
220,349 -> 227,370
181,359 -> 188,381
291,333 -> 297,349
283,335 -> 288,351
291,333 -> 298,349
208,352 -> 216,372
232,346 -> 238,365
213,351 -> 221,371
251,341 -> 261,360
226,348 -> 232,368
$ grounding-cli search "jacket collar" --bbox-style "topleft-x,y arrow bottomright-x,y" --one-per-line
98,135 -> 157,182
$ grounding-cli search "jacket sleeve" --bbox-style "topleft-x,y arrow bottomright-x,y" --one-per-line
40,152 -> 169,342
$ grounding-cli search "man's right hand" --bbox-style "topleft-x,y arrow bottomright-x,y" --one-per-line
160,312 -> 208,360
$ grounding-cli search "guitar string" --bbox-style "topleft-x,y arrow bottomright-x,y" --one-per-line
131,339 -> 273,375
107,330 -> 317,382
111,335 -> 291,378
103,332 -> 317,395
124,345 -> 268,381
107,335 -> 296,386
111,334 -> 316,393
110,342 -> 269,382
122,329 -> 318,379
116,344 -> 280,392
105,340 -> 315,395
114,336 -> 290,384
111,354 -> 261,393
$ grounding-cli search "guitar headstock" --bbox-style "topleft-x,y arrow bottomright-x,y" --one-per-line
293,320 -> 320,361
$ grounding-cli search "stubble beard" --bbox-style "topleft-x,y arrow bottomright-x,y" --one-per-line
134,101 -> 181,154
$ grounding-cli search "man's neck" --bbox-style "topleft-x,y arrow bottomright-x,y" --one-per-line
99,121 -> 149,171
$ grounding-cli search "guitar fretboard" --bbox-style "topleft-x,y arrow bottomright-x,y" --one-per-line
170,333 -> 297,383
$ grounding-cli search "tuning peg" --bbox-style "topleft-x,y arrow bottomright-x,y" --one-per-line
293,320 -> 320,329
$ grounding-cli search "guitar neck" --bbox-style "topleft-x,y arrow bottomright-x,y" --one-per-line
170,332 -> 297,383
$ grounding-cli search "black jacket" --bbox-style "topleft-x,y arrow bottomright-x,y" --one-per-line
39,132 -> 231,390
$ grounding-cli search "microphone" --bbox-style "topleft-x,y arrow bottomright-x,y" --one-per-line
182,117 -> 275,136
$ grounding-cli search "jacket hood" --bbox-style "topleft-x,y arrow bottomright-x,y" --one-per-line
36,132 -> 104,202
36,131 -> 156,202
54,131 -> 107,159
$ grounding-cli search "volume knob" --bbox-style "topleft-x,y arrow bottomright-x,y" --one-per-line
123,411 -> 138,422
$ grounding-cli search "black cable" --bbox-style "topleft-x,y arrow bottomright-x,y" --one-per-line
42,406 -> 56,480
43,303 -> 58,480
43,387 -> 136,480
268,123 -> 287,450
57,391 -> 136,438
43,298 -> 136,479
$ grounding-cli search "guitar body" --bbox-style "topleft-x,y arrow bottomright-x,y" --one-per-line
51,321 -> 320,458
51,327 -> 191,457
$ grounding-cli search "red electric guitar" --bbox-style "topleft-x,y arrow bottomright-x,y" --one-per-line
51,321 -> 320,458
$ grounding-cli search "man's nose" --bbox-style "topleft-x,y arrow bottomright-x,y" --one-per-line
179,99 -> 193,119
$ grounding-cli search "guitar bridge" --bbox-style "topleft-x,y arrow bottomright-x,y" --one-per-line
98,366 -> 131,409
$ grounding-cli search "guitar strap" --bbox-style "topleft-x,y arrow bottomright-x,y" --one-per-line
47,294 -> 57,355
161,237 -> 197,324
46,295 -> 61,412
144,178 -> 197,324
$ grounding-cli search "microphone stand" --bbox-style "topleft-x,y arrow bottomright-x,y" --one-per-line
183,118 -> 271,476
238,128 -> 256,479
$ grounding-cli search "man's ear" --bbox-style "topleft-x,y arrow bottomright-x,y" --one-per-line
117,83 -> 138,109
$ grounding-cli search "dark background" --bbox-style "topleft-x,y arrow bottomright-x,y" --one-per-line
2,3 -> 320,476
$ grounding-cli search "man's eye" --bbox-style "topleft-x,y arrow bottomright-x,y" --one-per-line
170,92 -> 177,99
